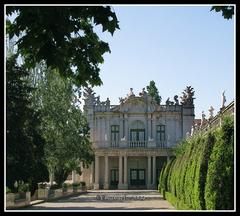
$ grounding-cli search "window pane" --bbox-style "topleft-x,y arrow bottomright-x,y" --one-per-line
139,170 -> 145,180
131,170 -> 137,180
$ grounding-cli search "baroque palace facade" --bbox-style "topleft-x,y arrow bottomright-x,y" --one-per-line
73,86 -> 195,190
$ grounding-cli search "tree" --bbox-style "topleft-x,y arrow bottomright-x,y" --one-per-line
36,68 -> 94,186
6,54 -> 48,193
146,80 -> 162,105
6,6 -> 120,87
211,6 -> 234,19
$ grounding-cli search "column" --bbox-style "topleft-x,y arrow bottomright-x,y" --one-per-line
123,155 -> 128,189
72,170 -> 76,183
79,161 -> 83,182
49,172 -> 54,186
147,156 -> 151,189
89,162 -> 94,187
118,155 -> 123,189
94,156 -> 99,189
104,156 -> 109,189
152,156 -> 156,189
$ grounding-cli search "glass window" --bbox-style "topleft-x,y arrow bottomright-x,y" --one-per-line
157,125 -> 166,141
111,125 -> 119,141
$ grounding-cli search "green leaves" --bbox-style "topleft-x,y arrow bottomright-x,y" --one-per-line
211,6 -> 234,20
146,80 -> 162,105
159,116 -> 234,210
6,6 -> 120,87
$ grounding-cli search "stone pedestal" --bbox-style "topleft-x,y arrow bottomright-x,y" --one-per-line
94,183 -> 99,190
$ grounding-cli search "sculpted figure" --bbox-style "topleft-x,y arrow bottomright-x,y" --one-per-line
174,95 -> 179,105
166,97 -> 170,106
106,98 -> 110,106
208,106 -> 214,119
221,90 -> 226,108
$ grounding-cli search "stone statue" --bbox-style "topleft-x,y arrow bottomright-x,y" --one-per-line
139,88 -> 147,97
105,98 -> 110,106
208,106 -> 214,119
128,88 -> 135,97
83,87 -> 96,105
221,90 -> 226,108
180,86 -> 195,105
119,97 -> 124,104
190,125 -> 195,136
174,95 -> 179,105
166,97 -> 170,106
95,95 -> 101,105
200,111 -> 206,128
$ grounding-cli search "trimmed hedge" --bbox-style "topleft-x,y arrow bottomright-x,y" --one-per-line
158,116 -> 234,210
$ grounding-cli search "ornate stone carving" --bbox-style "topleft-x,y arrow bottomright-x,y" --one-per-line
221,90 -> 226,108
180,86 -> 195,105
166,97 -> 170,106
200,111 -> 206,128
174,95 -> 179,105
83,87 -> 96,105
139,88 -> 147,97
208,106 -> 214,119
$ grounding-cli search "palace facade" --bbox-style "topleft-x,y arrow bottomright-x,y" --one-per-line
73,86 -> 195,190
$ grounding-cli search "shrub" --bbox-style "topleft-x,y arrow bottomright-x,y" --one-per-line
50,184 -> 61,190
205,116 -> 234,210
6,187 -> 12,194
80,182 -> 86,187
72,182 -> 80,187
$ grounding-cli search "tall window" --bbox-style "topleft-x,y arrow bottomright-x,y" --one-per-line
156,125 -> 166,147
111,125 -> 119,147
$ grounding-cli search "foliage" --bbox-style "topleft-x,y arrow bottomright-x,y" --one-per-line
36,68 -> 94,186
158,116 -> 234,210
6,54 -> 49,194
205,116 -> 234,210
6,6 -> 120,87
72,182 -> 81,187
14,180 -> 29,193
211,6 -> 234,19
146,80 -> 162,105
6,187 -> 12,194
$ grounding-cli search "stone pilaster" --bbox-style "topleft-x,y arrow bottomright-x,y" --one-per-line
152,156 -> 156,189
118,155 -> 123,189
147,156 -> 151,189
104,156 -> 109,189
123,155 -> 128,189
72,170 -> 76,183
94,156 -> 99,189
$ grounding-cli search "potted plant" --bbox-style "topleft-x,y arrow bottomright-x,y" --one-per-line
72,182 -> 80,192
80,182 -> 86,191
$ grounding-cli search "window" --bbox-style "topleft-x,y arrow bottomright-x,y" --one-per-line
156,125 -> 166,147
111,125 -> 119,147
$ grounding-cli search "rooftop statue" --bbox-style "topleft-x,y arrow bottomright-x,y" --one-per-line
127,88 -> 135,98
208,106 -> 214,119
139,88 -> 147,97
221,90 -> 226,108
105,98 -> 110,106
200,111 -> 206,128
174,95 -> 179,105
83,87 -> 96,105
166,97 -> 170,106
180,86 -> 195,105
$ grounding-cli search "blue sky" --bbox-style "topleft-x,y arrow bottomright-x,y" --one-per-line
91,5 -> 234,119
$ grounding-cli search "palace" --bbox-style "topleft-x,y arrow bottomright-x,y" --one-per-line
72,86 -> 195,190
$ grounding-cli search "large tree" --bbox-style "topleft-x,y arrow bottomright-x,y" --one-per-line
6,54 -> 48,193
36,68 -> 94,186
146,80 -> 162,105
6,6 -> 119,87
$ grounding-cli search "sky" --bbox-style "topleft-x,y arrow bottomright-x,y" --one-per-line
89,5 -> 234,119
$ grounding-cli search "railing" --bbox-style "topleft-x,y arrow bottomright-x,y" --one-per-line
94,140 -> 172,148
110,141 -> 119,148
128,141 -> 147,148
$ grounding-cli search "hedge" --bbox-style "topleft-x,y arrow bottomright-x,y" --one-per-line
158,115 -> 234,210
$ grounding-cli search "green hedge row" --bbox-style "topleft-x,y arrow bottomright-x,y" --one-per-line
158,116 -> 234,210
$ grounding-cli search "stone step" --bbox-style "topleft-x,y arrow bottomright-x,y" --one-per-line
81,190 -> 163,200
